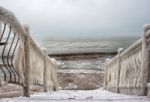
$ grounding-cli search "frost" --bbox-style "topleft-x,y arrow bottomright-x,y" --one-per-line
1,89 -> 150,102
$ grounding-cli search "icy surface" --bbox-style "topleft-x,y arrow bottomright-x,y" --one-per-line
1,89 -> 150,102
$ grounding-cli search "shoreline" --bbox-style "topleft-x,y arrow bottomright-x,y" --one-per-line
49,52 -> 116,57
49,52 -> 116,60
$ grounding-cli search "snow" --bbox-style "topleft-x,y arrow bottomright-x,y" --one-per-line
64,83 -> 78,89
0,89 -> 150,102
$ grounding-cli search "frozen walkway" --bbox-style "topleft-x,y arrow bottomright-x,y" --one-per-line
0,89 -> 150,102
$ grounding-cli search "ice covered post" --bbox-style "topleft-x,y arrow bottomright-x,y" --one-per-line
50,58 -> 58,91
0,21 -> 1,35
0,21 -> 2,86
104,58 -> 110,89
141,24 -> 150,96
116,48 -> 123,93
23,25 -> 31,97
42,47 -> 48,92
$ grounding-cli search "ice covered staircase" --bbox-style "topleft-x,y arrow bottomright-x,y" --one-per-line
1,5 -> 150,101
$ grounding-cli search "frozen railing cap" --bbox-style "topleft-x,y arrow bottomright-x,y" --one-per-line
41,47 -> 47,53
105,58 -> 111,62
143,24 -> 150,32
118,48 -> 124,53
50,58 -> 56,65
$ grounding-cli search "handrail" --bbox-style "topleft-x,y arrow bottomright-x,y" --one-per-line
107,39 -> 142,66
120,39 -> 142,57
104,24 -> 150,96
0,6 -> 58,97
0,7 -> 26,40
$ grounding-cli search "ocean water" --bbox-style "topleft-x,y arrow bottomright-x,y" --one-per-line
40,37 -> 140,55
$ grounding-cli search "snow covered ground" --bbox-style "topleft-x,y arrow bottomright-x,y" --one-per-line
1,89 -> 150,102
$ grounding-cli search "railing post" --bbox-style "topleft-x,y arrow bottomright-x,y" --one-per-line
42,48 -> 48,92
23,25 -> 31,97
141,24 -> 150,96
0,21 -> 2,36
116,48 -> 123,93
51,58 -> 58,91
104,58 -> 110,89
0,21 -> 2,86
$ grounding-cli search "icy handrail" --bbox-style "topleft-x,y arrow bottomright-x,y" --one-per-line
104,24 -> 150,96
0,7 -> 58,97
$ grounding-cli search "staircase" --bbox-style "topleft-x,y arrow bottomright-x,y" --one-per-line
1,6 -> 150,102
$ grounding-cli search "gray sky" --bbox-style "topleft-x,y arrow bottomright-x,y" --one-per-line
1,0 -> 150,39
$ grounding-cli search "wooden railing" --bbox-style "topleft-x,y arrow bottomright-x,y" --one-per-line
0,7 -> 58,97
104,24 -> 150,96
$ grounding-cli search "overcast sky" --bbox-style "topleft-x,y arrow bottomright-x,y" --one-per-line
1,0 -> 150,39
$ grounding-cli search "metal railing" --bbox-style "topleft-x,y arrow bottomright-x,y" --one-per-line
0,23 -> 20,84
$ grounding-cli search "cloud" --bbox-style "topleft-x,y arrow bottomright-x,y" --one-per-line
1,0 -> 150,39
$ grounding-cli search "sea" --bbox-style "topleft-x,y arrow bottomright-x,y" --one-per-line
38,36 -> 140,55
